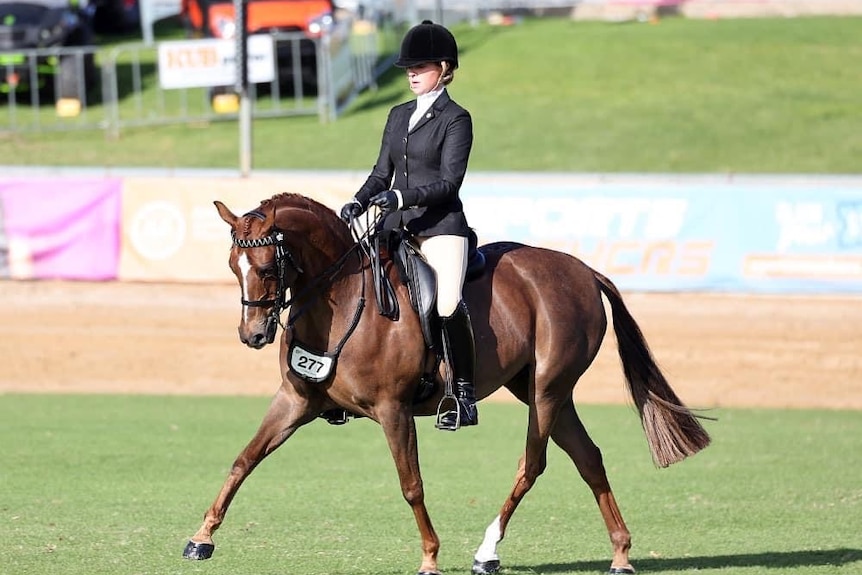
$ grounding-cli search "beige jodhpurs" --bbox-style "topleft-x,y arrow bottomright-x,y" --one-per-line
416,234 -> 468,317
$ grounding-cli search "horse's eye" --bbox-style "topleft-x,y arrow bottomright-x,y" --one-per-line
259,265 -> 277,279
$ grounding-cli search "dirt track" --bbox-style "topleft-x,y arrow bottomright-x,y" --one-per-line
1,280 -> 860,410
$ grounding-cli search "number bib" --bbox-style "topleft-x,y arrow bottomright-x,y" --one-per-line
288,340 -> 336,383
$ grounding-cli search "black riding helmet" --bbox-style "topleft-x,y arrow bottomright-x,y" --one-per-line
395,20 -> 459,69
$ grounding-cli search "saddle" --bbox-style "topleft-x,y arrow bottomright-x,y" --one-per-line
370,228 -> 486,347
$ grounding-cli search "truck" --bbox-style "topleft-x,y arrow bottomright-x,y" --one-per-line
180,0 -> 337,88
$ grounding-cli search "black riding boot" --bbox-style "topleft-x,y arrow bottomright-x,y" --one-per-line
436,301 -> 478,430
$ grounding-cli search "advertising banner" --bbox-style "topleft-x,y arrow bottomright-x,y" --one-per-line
118,175 -> 358,282
158,36 -> 276,89
0,178 -> 121,280
2,171 -> 859,293
463,175 -> 862,293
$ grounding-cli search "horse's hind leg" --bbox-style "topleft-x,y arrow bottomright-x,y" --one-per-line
551,399 -> 634,574
183,385 -> 317,560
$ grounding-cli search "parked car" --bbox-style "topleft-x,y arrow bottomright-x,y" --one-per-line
0,0 -> 97,99
92,0 -> 140,34
180,0 -> 336,87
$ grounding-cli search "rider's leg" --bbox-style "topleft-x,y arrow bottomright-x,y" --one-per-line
439,300 -> 478,427
418,235 -> 477,428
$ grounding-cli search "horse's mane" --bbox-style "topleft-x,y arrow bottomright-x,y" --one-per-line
240,213 -> 254,238
259,192 -> 335,221
255,192 -> 352,247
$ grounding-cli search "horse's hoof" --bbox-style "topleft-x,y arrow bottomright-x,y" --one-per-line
183,540 -> 215,560
609,567 -> 635,574
473,559 -> 501,575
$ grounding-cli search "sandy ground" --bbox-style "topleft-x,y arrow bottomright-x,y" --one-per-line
1,280 -> 860,410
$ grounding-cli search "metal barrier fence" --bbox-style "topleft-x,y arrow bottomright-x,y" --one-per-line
407,0 -> 580,23
1,29 -> 380,135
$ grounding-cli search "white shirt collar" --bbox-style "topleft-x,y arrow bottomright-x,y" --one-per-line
409,86 -> 445,130
417,86 -> 444,109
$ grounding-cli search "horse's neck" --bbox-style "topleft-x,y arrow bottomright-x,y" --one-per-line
288,250 -> 365,346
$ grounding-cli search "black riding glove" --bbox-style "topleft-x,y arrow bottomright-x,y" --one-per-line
339,199 -> 364,222
369,191 -> 399,212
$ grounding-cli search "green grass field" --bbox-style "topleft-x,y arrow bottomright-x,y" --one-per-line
2,396 -> 860,575
2,16 -> 861,173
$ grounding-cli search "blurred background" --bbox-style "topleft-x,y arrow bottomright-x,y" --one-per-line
1,0 -> 860,292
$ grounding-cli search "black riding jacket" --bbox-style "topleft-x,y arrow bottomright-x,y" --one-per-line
355,89 -> 473,238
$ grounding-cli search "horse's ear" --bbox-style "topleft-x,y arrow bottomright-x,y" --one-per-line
214,201 -> 239,228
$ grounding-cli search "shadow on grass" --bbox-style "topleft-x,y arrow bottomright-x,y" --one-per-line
506,548 -> 862,573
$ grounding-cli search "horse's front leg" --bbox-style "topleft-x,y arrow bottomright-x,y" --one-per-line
183,385 -> 317,560
473,397 -> 554,575
379,405 -> 440,575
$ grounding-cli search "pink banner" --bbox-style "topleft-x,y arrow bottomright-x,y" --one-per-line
0,178 -> 122,280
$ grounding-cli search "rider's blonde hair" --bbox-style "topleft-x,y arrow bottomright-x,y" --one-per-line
439,61 -> 455,86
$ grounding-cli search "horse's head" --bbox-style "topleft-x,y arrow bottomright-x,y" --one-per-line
215,199 -> 301,349
215,194 -> 356,349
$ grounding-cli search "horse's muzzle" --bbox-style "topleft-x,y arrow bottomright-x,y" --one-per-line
238,323 -> 274,349
242,334 -> 269,349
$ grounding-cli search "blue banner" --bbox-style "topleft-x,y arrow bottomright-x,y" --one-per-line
463,175 -> 862,294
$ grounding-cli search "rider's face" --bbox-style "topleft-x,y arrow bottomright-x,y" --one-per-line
406,62 -> 442,96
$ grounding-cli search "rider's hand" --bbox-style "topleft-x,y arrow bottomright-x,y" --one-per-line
339,199 -> 364,223
369,191 -> 399,212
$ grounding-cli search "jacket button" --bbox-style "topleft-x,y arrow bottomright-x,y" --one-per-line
402,137 -> 407,143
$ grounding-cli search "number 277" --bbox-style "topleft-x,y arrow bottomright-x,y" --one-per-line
297,355 -> 323,373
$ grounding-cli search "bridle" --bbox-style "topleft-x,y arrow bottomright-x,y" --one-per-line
232,229 -> 302,310
231,209 -> 379,345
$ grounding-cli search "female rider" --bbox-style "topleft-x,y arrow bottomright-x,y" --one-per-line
340,20 -> 477,430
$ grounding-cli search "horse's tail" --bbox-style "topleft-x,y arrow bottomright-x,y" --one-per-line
593,270 -> 712,467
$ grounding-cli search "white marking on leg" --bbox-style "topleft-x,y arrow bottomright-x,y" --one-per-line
474,515 -> 502,562
237,252 -> 252,323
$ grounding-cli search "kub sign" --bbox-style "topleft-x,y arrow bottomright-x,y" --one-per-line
158,35 -> 276,89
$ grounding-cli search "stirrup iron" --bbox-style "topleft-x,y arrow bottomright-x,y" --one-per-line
435,351 -> 461,431
435,393 -> 462,431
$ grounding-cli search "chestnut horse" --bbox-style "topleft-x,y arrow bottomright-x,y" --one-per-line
182,192 -> 711,575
